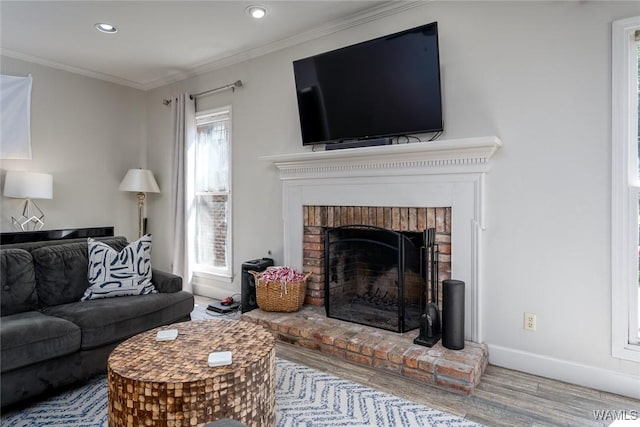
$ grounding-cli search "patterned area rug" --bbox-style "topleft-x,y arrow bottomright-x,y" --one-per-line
1,359 -> 481,427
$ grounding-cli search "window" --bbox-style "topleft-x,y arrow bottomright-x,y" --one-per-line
190,107 -> 232,279
612,17 -> 640,361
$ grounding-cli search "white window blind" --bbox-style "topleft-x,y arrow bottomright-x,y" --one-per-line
192,108 -> 232,278
612,16 -> 640,362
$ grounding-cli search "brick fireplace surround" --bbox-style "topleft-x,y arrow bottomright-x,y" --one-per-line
302,205 -> 452,306
243,137 -> 501,394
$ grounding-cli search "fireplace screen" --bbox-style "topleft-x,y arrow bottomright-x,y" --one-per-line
324,225 -> 424,332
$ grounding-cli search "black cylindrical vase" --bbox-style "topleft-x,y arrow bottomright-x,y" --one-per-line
442,279 -> 465,350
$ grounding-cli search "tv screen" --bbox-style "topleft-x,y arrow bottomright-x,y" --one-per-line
293,22 -> 442,146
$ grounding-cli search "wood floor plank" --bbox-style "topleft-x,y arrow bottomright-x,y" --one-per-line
475,381 -> 602,427
457,397 -> 524,425
479,372 -> 539,395
537,384 -> 628,416
481,371 -> 610,424
598,390 -> 640,408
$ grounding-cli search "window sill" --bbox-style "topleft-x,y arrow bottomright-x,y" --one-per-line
193,270 -> 234,284
612,345 -> 640,363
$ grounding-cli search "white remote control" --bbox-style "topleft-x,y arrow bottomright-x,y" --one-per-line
208,351 -> 232,367
155,329 -> 178,341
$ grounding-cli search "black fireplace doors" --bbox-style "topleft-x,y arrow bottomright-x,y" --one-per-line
324,225 -> 425,332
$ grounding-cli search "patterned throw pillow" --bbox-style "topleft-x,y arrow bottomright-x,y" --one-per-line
81,235 -> 156,301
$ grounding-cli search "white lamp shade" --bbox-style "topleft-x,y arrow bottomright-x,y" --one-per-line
118,169 -> 160,193
3,171 -> 53,199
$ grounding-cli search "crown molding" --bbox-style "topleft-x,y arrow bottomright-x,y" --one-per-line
2,1 -> 426,91
142,1 -> 427,90
0,48 -> 147,91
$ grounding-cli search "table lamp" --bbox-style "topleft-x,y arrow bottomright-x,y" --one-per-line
3,171 -> 53,231
118,169 -> 160,238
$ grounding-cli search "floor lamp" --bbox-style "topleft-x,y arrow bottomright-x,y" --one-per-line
3,171 -> 53,231
118,169 -> 160,238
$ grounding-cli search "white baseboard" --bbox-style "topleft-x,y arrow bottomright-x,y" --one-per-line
488,344 -> 640,399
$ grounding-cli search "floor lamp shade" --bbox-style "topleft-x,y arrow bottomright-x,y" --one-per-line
119,169 -> 160,238
118,169 -> 160,194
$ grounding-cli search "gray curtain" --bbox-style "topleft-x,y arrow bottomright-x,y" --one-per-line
170,93 -> 195,292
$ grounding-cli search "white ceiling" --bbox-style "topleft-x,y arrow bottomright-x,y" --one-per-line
0,1 -> 404,90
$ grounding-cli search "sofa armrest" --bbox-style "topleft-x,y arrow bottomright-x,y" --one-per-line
151,269 -> 183,293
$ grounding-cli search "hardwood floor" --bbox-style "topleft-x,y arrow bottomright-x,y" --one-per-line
276,343 -> 638,427
193,297 -> 639,426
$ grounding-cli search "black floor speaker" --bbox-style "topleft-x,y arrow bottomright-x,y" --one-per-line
241,258 -> 274,313
442,279 -> 465,350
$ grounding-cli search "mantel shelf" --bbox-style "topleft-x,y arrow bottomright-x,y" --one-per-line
262,136 -> 502,179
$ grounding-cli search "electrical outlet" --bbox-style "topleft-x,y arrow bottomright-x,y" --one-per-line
524,312 -> 536,331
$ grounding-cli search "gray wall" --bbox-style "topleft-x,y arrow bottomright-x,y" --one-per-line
145,1 -> 640,395
0,56 -> 147,240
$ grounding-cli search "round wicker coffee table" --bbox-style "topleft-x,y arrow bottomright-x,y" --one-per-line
107,319 -> 276,427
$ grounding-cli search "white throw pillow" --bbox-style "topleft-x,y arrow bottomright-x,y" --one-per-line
81,234 -> 156,301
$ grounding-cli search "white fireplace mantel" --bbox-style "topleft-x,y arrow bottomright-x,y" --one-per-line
263,136 -> 502,180
263,136 -> 502,342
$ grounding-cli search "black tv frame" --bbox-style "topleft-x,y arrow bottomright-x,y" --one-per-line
293,21 -> 443,147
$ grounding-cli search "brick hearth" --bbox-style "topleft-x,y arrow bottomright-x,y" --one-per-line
242,306 -> 489,395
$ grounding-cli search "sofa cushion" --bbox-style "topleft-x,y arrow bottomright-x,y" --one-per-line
81,235 -> 155,300
42,291 -> 194,349
1,249 -> 38,316
0,311 -> 81,372
31,242 -> 91,307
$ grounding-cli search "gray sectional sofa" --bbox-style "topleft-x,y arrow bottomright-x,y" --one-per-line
0,236 -> 194,407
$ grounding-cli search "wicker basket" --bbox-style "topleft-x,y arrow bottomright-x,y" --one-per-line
248,271 -> 311,312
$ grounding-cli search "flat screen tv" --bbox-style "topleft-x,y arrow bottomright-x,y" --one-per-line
293,22 -> 442,147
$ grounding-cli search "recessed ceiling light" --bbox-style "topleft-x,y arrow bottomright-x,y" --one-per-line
246,6 -> 267,19
95,23 -> 117,34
